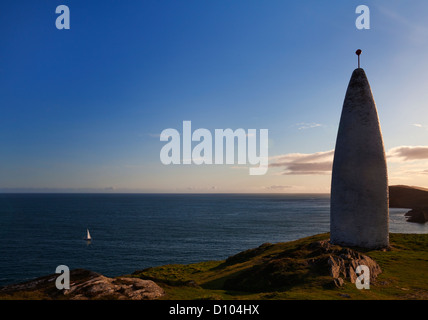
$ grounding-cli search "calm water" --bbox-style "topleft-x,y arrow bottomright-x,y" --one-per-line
0,194 -> 426,286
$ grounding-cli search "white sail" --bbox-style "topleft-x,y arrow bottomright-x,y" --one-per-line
86,229 -> 92,240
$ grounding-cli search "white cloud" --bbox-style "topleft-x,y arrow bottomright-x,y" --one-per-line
387,146 -> 428,161
295,122 -> 323,130
412,123 -> 428,130
270,150 -> 334,175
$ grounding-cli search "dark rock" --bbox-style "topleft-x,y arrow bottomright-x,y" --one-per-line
0,269 -> 165,300
405,209 -> 428,223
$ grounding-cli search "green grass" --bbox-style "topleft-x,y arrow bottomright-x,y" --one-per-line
131,233 -> 428,300
2,233 -> 427,300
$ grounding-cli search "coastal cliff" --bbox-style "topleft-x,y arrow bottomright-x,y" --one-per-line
389,185 -> 428,208
389,185 -> 428,223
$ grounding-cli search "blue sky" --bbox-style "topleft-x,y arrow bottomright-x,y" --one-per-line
1,0 -> 428,192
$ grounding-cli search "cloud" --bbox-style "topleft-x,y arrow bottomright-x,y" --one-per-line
283,162 -> 333,175
387,146 -> 428,161
271,145 -> 428,176
403,169 -> 428,175
264,185 -> 293,191
177,186 -> 219,192
295,122 -> 322,130
412,123 -> 428,130
270,150 -> 334,175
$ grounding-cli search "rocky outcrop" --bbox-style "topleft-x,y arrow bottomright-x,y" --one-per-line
322,242 -> 382,286
389,185 -> 428,224
0,269 -> 165,300
223,239 -> 382,292
405,209 -> 428,223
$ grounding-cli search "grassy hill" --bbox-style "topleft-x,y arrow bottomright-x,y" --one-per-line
130,233 -> 428,300
1,233 -> 427,300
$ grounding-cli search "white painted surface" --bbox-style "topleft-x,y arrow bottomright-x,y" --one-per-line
330,68 -> 389,249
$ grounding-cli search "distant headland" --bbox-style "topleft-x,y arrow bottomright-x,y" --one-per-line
0,184 -> 426,300
389,185 -> 428,223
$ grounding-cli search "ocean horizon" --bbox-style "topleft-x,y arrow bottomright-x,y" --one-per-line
1,193 -> 426,287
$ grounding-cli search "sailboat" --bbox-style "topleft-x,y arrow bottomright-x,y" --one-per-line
84,229 -> 92,241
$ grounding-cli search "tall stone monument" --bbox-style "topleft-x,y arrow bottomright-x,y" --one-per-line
330,50 -> 389,249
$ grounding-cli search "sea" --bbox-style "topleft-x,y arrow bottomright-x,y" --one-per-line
0,193 -> 426,287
